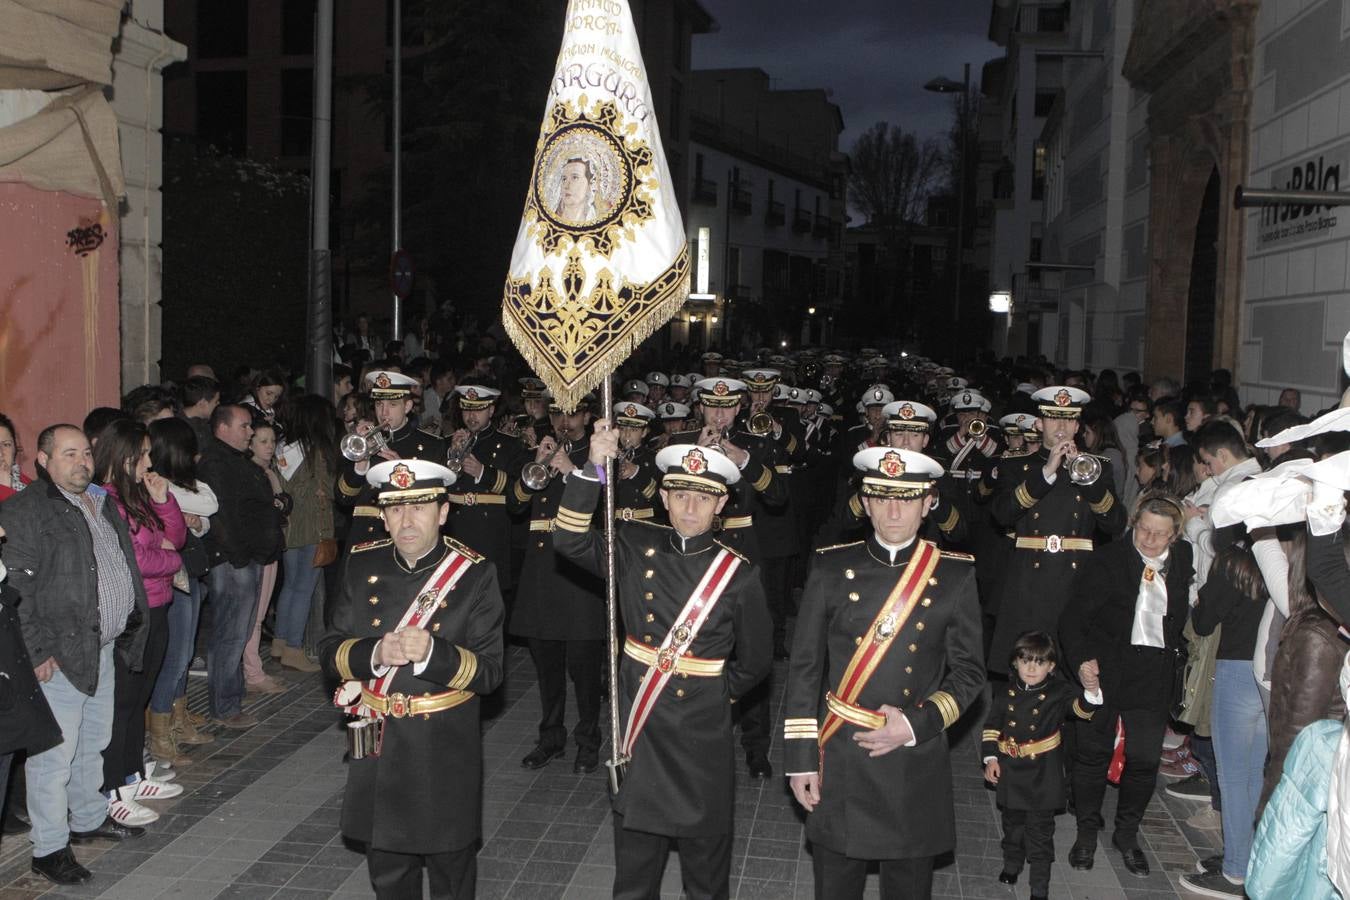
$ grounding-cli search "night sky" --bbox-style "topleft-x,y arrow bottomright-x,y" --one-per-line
691,0 -> 1000,152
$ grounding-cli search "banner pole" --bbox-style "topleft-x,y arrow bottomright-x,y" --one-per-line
601,378 -> 621,777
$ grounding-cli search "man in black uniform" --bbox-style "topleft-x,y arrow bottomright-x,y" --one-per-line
443,384 -> 525,593
507,396 -> 607,773
784,447 -> 985,899
336,371 -> 448,544
320,459 -> 504,899
672,377 -> 787,776
553,426 -> 771,900
987,386 -> 1127,668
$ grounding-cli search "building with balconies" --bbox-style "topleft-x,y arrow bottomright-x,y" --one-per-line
675,67 -> 846,352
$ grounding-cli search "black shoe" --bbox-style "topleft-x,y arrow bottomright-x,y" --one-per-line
573,749 -> 599,774
31,846 -> 92,885
1196,853 -> 1224,874
1112,836 -> 1149,877
69,817 -> 146,843
997,869 -> 1019,885
1068,840 -> 1095,870
746,751 -> 773,778
520,745 -> 565,770
1030,894 -> 1048,900
2,807 -> 31,835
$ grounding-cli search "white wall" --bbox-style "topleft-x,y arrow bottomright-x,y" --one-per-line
1241,0 -> 1350,412
109,0 -> 186,390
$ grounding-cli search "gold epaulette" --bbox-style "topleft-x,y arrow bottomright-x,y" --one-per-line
442,536 -> 484,562
815,540 -> 863,554
351,538 -> 392,553
416,427 -> 441,440
939,550 -> 976,562
713,539 -> 749,563
1002,448 -> 1036,458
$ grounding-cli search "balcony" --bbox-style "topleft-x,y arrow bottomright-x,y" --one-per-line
731,183 -> 752,214
692,177 -> 718,206
792,208 -> 812,233
764,200 -> 785,227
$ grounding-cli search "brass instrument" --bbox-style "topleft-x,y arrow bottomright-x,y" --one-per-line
1065,453 -> 1105,486
339,429 -> 390,462
967,418 -> 988,437
521,438 -> 572,491
747,411 -> 775,436
445,431 -> 479,474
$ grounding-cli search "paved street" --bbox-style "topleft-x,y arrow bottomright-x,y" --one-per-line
0,645 -> 1215,899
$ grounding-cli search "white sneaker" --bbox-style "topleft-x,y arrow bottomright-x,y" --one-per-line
108,790 -> 159,826
127,773 -> 183,801
143,759 -> 177,782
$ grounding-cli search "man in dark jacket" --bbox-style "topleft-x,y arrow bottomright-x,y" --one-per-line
197,405 -> 280,728
0,425 -> 150,884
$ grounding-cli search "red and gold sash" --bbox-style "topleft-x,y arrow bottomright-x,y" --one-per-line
817,540 -> 940,751
619,548 -> 741,759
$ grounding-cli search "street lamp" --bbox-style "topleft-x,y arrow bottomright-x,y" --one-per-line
925,63 -> 971,337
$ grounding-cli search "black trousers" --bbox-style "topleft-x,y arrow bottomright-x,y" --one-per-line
761,553 -> 794,649
811,844 -> 934,900
1072,703 -> 1168,846
1000,807 -> 1055,891
736,676 -> 771,755
366,845 -> 475,899
612,813 -> 731,900
103,605 -> 169,791
527,638 -> 602,753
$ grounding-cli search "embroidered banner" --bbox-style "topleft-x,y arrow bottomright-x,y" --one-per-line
501,0 -> 689,412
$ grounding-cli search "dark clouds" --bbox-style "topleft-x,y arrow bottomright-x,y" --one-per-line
691,0 -> 999,153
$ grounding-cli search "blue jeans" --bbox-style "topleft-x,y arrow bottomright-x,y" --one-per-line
1212,659 -> 1267,879
26,644 -> 115,856
276,546 -> 321,646
150,578 -> 205,714
206,561 -> 261,719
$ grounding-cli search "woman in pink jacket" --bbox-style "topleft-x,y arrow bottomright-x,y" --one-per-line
93,419 -> 187,826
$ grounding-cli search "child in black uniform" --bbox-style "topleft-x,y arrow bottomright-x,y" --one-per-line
982,631 -> 1101,899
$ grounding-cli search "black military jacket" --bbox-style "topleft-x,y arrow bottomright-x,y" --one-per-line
783,535 -> 985,859
445,427 -> 525,589
318,535 -> 504,854
335,421 -> 448,543
981,672 -> 1097,810
986,447 -> 1127,666
554,474 -> 772,836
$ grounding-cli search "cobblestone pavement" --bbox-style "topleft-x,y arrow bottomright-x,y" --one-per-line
0,645 -> 1215,899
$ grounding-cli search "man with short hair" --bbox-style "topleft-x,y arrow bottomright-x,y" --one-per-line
554,428 -> 771,899
1148,377 -> 1180,403
1151,399 -> 1187,448
1278,387 -> 1301,412
0,426 -> 150,884
1184,396 -> 1217,435
784,447 -> 984,899
321,460 -> 503,898
1185,419 -> 1262,596
186,363 -> 217,381
197,405 -> 281,728
179,376 -> 221,447
333,364 -> 355,408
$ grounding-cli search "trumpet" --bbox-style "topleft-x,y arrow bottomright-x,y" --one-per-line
966,418 -> 988,437
445,431 -> 478,474
1064,453 -> 1105,486
747,411 -> 775,436
340,429 -> 390,462
521,438 -> 572,491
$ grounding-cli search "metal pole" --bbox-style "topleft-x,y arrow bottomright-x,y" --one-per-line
953,62 -> 969,333
305,0 -> 334,402
601,378 -> 621,778
1234,186 -> 1350,208
391,0 -> 402,344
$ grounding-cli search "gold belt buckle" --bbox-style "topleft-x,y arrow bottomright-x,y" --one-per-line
711,516 -> 723,532
656,648 -> 676,673
1002,739 -> 1019,758
620,507 -> 634,520
388,692 -> 409,718
1045,535 -> 1062,554
463,493 -> 477,507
